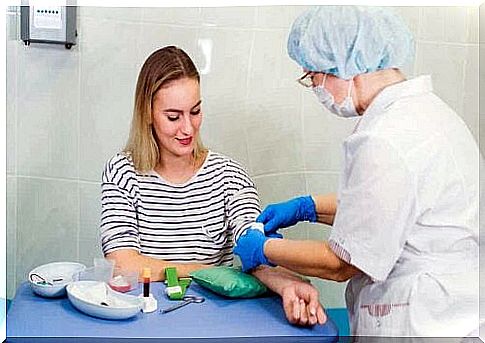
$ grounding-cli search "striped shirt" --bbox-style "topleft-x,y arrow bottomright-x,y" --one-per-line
100,151 -> 261,266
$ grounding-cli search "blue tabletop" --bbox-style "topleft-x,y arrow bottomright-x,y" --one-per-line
7,282 -> 338,342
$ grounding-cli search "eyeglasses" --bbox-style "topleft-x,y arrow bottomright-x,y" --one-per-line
297,71 -> 314,88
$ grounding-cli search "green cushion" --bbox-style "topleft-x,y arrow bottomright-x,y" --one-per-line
189,266 -> 268,298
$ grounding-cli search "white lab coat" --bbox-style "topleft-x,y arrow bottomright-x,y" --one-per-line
328,76 -> 480,337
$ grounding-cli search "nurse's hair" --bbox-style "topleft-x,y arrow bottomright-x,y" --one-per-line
124,46 -> 207,172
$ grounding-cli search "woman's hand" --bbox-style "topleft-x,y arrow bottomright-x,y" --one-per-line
280,281 -> 327,326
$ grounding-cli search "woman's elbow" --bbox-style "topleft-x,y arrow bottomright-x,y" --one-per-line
322,263 -> 359,282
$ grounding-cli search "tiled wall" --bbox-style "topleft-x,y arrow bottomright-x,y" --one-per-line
6,6 -> 480,309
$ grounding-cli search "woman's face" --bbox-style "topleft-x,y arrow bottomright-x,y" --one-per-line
312,72 -> 351,105
152,77 -> 202,159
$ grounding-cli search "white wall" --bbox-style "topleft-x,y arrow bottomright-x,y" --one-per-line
6,5 -> 480,309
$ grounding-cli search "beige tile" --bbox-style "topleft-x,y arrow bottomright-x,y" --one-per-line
16,178 -> 79,285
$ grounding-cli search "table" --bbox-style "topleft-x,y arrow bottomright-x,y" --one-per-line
7,281 -> 338,342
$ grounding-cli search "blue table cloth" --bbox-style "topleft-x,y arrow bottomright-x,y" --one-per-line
7,281 -> 338,342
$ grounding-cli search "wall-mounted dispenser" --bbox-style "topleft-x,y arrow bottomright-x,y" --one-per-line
21,4 -> 77,49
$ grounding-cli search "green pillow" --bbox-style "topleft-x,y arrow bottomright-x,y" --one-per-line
189,266 -> 268,298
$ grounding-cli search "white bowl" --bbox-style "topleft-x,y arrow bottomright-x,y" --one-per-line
28,262 -> 86,298
67,281 -> 143,320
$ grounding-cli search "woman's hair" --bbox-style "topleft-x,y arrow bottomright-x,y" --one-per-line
124,46 -> 207,172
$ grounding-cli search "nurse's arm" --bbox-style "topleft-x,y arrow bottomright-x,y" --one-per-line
312,194 -> 337,226
264,239 -> 359,282
106,249 -> 209,282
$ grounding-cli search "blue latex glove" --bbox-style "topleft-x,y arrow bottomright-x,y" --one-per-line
256,196 -> 317,237
234,228 -> 275,272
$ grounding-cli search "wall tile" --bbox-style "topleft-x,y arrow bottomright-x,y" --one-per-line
17,44 -> 80,179
245,88 -> 303,176
79,17 -> 140,181
201,113 -> 250,171
79,182 -> 104,266
462,45 -> 479,142
249,29 -> 301,93
302,91 -> 357,172
480,44 -> 485,156
142,7 -> 201,26
16,178 -> 79,286
255,5 -> 299,29
310,277 -> 347,308
137,23 -> 198,68
443,7 -> 469,44
197,27 -> 253,105
305,172 -> 340,196
253,172 -> 306,206
7,40 -> 17,175
79,6 -> 143,23
415,41 -> 465,117
7,177 -> 17,299
200,6 -> 256,29
480,4 -> 485,44
418,7 -> 446,42
393,6 -> 420,38
467,7 -> 479,44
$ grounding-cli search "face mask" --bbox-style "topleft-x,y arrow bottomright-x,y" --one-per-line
312,74 -> 359,118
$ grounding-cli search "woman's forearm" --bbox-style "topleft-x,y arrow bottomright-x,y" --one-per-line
312,193 -> 337,226
250,265 -> 304,295
106,250 -> 209,281
263,239 -> 359,282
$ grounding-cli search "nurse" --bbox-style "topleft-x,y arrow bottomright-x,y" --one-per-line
234,6 -> 480,337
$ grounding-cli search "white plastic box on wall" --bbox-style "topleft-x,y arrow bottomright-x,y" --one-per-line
20,3 -> 77,49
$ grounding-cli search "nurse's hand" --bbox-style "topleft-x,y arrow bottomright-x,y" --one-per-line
234,228 -> 278,272
257,196 -> 317,236
281,281 -> 327,326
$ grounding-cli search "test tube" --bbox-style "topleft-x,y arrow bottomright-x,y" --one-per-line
142,267 -> 151,297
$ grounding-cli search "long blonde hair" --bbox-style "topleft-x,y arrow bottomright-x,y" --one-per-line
124,46 -> 207,172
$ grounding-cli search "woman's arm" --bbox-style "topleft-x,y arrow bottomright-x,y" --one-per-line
251,265 -> 326,326
312,193 -> 337,226
263,239 -> 359,282
106,249 -> 209,281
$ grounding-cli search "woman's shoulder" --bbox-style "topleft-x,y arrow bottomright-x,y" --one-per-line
103,152 -> 136,182
206,151 -> 247,172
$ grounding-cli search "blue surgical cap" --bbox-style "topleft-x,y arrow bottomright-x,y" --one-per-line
287,6 -> 415,80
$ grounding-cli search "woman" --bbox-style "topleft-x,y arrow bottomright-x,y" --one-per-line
234,6 -> 480,337
100,46 -> 325,326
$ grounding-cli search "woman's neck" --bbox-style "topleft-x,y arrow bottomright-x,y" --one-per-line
354,69 -> 406,114
155,152 -> 200,184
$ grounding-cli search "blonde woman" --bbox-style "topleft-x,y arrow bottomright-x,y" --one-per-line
100,46 -> 325,326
